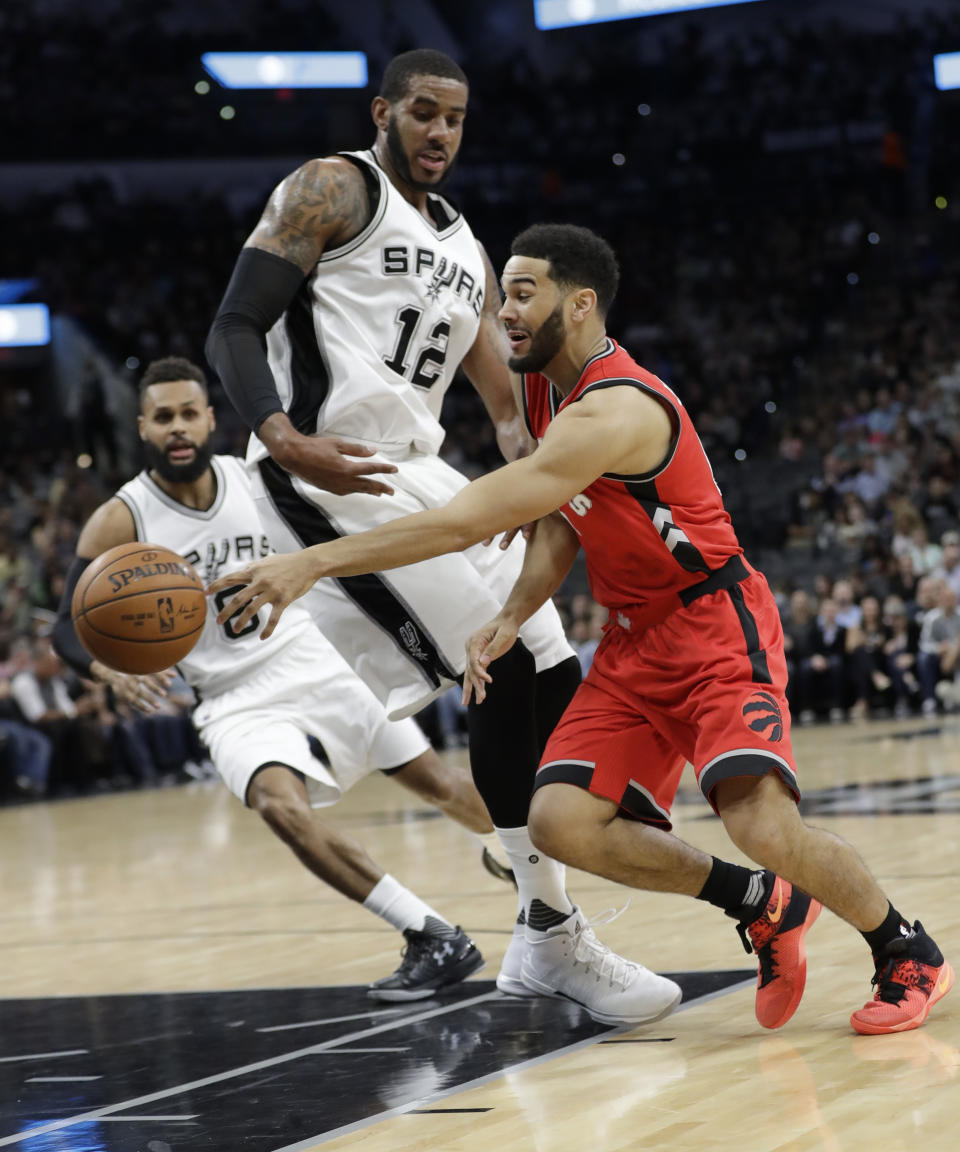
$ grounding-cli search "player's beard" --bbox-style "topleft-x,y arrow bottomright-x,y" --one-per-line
508,303 -> 567,373
144,439 -> 213,484
386,114 -> 456,191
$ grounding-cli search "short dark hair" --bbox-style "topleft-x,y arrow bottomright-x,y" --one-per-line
379,49 -> 467,103
510,224 -> 620,316
139,356 -> 207,400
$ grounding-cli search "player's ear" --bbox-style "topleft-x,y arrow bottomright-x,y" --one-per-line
137,414 -> 146,441
571,288 -> 597,323
371,96 -> 390,132
207,406 -> 216,433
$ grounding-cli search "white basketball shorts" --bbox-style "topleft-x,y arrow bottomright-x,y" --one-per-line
251,450 -> 575,720
192,628 -> 429,807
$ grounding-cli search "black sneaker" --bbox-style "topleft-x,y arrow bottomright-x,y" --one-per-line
367,923 -> 485,1001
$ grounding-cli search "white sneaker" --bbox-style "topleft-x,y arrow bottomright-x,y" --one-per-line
497,918 -> 538,997
520,907 -> 682,1025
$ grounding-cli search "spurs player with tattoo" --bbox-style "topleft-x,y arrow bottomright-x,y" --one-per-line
53,356 -> 497,1002
206,50 -> 679,1025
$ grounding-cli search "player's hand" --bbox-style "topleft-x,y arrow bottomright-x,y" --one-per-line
207,551 -> 318,640
280,434 -> 398,496
463,614 -> 520,706
91,662 -> 176,713
481,522 -> 534,550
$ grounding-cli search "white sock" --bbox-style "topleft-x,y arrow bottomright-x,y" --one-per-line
362,874 -> 453,935
494,825 -> 574,920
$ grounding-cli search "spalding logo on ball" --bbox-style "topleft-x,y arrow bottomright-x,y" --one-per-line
71,543 -> 206,674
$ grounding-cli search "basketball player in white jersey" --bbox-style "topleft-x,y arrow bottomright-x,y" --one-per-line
52,356 -> 498,1002
206,49 -> 661,1024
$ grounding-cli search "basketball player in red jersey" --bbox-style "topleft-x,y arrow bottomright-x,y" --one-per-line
212,224 -> 953,1035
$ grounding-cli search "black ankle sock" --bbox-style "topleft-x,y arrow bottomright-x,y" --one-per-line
862,903 -> 911,956
697,858 -> 769,918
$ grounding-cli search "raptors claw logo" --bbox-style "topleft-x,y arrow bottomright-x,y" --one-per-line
742,690 -> 783,742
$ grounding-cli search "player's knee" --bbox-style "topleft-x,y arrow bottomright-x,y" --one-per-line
394,749 -> 455,807
248,772 -> 312,842
716,772 -> 802,868
528,786 -> 579,865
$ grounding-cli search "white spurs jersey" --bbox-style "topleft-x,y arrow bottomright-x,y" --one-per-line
115,455 -> 309,696
248,149 -> 486,463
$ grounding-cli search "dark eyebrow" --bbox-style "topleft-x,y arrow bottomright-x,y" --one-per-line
152,403 -> 197,416
503,275 -> 538,288
410,95 -> 467,114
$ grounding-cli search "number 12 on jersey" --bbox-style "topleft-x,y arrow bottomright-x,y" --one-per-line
383,305 -> 450,388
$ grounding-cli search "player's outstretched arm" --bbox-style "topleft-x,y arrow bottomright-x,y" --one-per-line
208,391 -> 649,639
206,159 -> 398,497
52,498 -> 175,711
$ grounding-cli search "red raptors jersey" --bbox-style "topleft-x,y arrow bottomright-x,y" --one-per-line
523,339 -> 743,612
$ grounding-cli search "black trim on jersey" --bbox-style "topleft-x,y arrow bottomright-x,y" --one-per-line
318,153 -> 388,262
699,752 -> 800,808
573,378 -> 681,483
361,149 -> 465,238
678,554 -> 749,606
257,457 -> 460,690
533,760 -> 673,827
621,477 -> 711,575
619,780 -> 673,827
340,153 -> 381,223
134,458 -> 227,521
533,760 -> 594,792
521,374 -> 536,441
725,583 -> 773,684
285,279 -> 333,435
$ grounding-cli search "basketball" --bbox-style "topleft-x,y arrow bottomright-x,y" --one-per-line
71,543 -> 207,674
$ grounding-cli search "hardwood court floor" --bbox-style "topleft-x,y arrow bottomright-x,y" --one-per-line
2,715 -> 958,1151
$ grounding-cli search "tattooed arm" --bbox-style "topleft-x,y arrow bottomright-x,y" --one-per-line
206,158 -> 398,496
245,157 -> 370,270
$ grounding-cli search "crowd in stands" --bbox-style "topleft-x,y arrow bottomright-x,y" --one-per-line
4,5 -> 960,798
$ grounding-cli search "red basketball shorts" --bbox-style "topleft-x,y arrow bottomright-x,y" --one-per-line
534,569 -> 799,828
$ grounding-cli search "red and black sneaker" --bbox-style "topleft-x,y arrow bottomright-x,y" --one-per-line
736,874 -> 822,1029
851,921 -> 954,1035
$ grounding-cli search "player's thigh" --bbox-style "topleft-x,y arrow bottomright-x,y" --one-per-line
535,676 -> 686,831
195,633 -> 425,803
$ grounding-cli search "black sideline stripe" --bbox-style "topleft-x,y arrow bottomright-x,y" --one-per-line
285,279 -> 332,435
258,458 -> 459,688
725,584 -> 772,683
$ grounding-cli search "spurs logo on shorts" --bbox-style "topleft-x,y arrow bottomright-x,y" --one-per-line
742,690 -> 783,742
399,621 -> 429,664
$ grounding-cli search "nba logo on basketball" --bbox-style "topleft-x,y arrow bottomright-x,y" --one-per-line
157,596 -> 175,633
